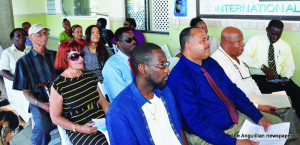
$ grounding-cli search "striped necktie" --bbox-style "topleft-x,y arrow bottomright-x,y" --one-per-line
201,66 -> 239,124
268,43 -> 279,79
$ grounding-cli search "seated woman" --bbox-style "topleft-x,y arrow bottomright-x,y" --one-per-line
0,28 -> 31,122
190,17 -> 220,54
50,40 -> 110,145
70,25 -> 87,47
83,25 -> 112,83
59,18 -> 72,42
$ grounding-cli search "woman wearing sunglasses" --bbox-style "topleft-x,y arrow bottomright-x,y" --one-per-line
50,40 -> 109,145
83,25 -> 112,83
70,24 -> 87,47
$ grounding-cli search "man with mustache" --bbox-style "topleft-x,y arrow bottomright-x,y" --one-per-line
168,27 -> 278,145
241,19 -> 300,118
102,27 -> 136,103
107,43 -> 188,145
13,24 -> 59,145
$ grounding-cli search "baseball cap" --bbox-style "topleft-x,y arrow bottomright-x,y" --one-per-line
28,24 -> 50,35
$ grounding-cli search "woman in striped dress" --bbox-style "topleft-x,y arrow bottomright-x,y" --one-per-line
49,40 -> 109,145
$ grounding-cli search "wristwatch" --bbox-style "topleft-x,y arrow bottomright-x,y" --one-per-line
34,100 -> 39,106
261,64 -> 265,70
72,123 -> 77,132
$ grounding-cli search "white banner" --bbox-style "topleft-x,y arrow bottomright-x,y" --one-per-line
199,0 -> 300,16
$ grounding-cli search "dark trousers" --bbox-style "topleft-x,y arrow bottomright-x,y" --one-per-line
31,104 -> 55,145
252,75 -> 300,117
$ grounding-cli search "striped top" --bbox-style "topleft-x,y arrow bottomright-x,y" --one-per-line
52,71 -> 105,124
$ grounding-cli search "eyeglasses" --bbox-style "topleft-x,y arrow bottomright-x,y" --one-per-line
35,32 -> 49,37
147,61 -> 170,70
123,23 -> 130,26
125,36 -> 137,43
67,53 -> 84,61
233,64 -> 251,80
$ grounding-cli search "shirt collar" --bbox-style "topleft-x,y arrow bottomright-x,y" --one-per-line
116,50 -> 130,61
129,80 -> 163,108
10,44 -> 31,53
30,47 -> 49,57
10,44 -> 18,51
180,55 -> 203,74
218,47 -> 240,66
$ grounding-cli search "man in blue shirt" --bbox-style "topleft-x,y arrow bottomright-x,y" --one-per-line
107,43 -> 188,145
102,27 -> 136,103
168,27 -> 275,145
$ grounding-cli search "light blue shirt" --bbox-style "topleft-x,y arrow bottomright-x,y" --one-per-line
25,36 -> 33,47
102,51 -> 135,103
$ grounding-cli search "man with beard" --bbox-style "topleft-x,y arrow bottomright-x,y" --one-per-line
13,24 -> 59,145
106,43 -> 188,145
168,27 -> 276,145
102,27 -> 136,103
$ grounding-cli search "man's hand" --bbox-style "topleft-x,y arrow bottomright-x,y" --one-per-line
258,117 -> 272,132
257,105 -> 277,115
277,77 -> 289,86
237,139 -> 258,145
261,65 -> 274,80
38,102 -> 50,112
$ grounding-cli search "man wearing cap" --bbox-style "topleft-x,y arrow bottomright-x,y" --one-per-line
13,24 -> 59,145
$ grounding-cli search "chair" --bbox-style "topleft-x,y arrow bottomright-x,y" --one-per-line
98,82 -> 110,103
57,126 -> 73,145
160,44 -> 172,60
112,44 -> 119,53
31,114 -> 62,144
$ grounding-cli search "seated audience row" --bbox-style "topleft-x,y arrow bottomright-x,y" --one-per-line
1,17 -> 299,145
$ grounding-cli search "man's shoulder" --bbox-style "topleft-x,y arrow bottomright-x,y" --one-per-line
211,49 -> 222,60
109,86 -> 135,110
46,49 -> 57,55
168,60 -> 191,87
103,54 -> 124,70
247,35 -> 267,43
277,39 -> 291,48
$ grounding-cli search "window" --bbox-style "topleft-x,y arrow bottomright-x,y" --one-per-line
61,0 -> 108,16
47,0 -> 56,15
126,0 -> 169,33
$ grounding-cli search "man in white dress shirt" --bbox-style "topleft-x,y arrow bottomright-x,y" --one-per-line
212,27 -> 297,140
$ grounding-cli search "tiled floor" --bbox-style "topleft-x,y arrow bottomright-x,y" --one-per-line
9,121 -> 61,145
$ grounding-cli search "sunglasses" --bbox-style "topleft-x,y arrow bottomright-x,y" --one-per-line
67,53 -> 84,61
125,36 -> 137,43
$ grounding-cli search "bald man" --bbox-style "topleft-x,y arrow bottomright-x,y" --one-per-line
212,27 -> 297,140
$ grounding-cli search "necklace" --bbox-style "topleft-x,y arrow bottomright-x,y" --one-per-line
144,103 -> 157,120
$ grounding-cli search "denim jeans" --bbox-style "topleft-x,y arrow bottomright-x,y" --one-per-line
30,104 -> 55,145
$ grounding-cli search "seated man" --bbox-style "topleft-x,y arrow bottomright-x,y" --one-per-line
241,19 -> 300,118
168,27 -> 281,145
106,43 -> 188,145
212,27 -> 297,140
13,24 -> 59,145
102,27 -> 136,103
